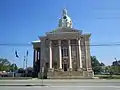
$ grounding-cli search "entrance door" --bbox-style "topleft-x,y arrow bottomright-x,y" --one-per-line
64,64 -> 67,71
62,58 -> 68,71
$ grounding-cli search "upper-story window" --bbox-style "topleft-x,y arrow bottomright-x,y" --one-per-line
62,47 -> 68,57
72,46 -> 76,57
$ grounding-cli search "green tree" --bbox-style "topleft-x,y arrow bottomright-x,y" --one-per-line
26,67 -> 33,77
18,68 -> 25,73
9,64 -> 18,72
112,60 -> 120,66
110,66 -> 120,75
0,58 -> 11,71
105,66 -> 110,73
111,60 -> 120,74
91,56 -> 105,74
26,67 -> 33,73
100,62 -> 105,66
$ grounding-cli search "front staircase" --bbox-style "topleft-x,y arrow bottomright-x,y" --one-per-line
47,70 -> 94,79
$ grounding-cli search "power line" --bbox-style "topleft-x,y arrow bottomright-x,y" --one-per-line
0,44 -> 32,46
0,43 -> 120,47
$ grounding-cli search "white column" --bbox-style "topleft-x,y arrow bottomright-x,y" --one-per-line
37,49 -> 38,61
33,49 -> 35,69
35,50 -> 37,62
58,40 -> 62,69
49,41 -> 52,69
78,39 -> 82,68
68,40 -> 72,69
37,49 -> 39,60
33,49 -> 35,62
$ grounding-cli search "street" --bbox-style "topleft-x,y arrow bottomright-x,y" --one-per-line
0,79 -> 120,90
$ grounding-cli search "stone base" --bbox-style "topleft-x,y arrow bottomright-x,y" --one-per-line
86,68 -> 94,77
47,68 -> 94,79
47,76 -> 94,79
59,68 -> 64,72
87,68 -> 93,71
77,68 -> 83,72
48,68 -> 54,72
83,70 -> 94,77
88,70 -> 94,77
47,70 -> 95,79
47,70 -> 83,79
68,68 -> 72,71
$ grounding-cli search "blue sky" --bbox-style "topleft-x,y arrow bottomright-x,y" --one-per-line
0,0 -> 120,67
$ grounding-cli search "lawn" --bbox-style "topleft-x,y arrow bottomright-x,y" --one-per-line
95,75 -> 120,79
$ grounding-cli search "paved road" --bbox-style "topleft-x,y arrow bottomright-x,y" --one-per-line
0,79 -> 120,90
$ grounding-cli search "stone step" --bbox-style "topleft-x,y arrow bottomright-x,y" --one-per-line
47,76 -> 93,79
47,71 -> 83,76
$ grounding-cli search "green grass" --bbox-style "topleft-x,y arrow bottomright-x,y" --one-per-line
0,77 -> 32,80
95,75 -> 120,79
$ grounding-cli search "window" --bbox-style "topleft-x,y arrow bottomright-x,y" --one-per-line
37,51 -> 39,60
62,47 -> 68,57
72,46 -> 76,57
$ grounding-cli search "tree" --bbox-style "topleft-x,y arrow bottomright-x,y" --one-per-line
105,66 -> 110,74
111,60 -> 120,75
112,60 -> 120,66
100,62 -> 105,66
26,67 -> 33,73
9,64 -> 18,72
0,58 -> 11,71
91,56 -> 105,74
18,68 -> 25,73
26,67 -> 33,77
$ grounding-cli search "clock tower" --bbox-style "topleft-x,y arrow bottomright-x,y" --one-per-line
58,9 -> 72,28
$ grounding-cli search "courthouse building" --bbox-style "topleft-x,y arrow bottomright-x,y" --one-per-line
32,9 -> 94,78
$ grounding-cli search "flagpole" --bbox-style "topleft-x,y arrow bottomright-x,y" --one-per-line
26,56 -> 27,69
26,50 -> 28,69
14,50 -> 19,77
25,55 -> 27,77
25,50 -> 28,77
23,56 -> 25,69
13,59 -> 15,77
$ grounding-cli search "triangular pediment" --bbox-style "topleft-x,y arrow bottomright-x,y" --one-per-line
49,27 -> 82,34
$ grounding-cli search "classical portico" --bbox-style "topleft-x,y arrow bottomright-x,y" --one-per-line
47,39 -> 83,71
32,9 -> 94,78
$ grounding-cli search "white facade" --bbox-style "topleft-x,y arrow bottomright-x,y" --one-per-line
32,9 -> 94,78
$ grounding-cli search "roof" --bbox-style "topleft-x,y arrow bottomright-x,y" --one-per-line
47,27 -> 82,34
31,40 -> 40,44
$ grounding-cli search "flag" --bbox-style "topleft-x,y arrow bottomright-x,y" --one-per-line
26,50 -> 28,57
15,50 -> 19,58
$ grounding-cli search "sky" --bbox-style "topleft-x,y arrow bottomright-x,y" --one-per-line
0,0 -> 120,67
